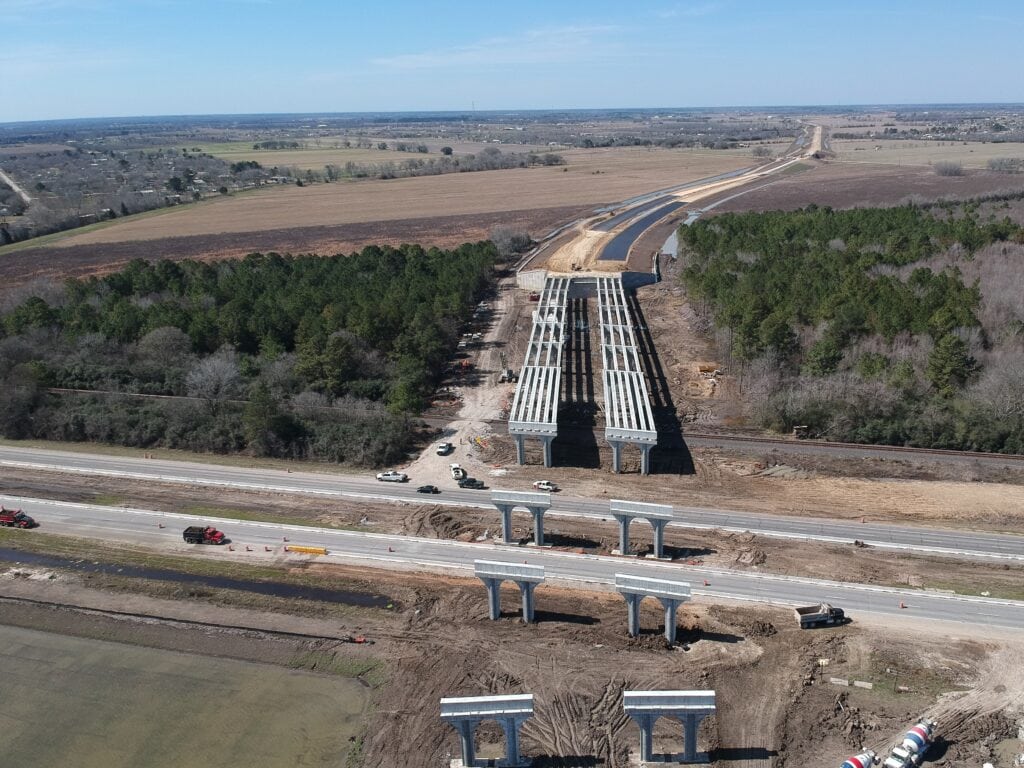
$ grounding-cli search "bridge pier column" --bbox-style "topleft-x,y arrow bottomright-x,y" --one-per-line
458,718 -> 479,766
480,577 -> 502,620
514,434 -> 526,465
659,597 -> 681,644
541,436 -> 553,468
613,513 -> 633,555
649,519 -> 668,559
500,716 -> 528,766
636,714 -> 655,763
496,504 -> 514,543
640,444 -> 653,476
683,713 -> 701,763
610,441 -> 624,473
517,581 -> 537,623
624,592 -> 642,637
528,507 -> 545,546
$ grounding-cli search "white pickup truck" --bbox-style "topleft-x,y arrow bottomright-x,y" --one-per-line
376,470 -> 408,483
450,464 -> 467,480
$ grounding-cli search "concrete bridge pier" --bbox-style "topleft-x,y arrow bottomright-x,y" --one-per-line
640,443 -> 653,476
481,577 -> 502,620
609,440 -> 624,473
636,713 -> 655,762
613,513 -> 633,554
659,597 -> 683,644
457,718 -> 479,765
518,580 -> 537,623
514,434 -> 526,465
623,591 -> 642,637
441,694 -> 535,768
649,518 -> 668,559
541,436 -> 553,467
529,509 -> 546,546
623,690 -> 716,766
683,713 -> 709,763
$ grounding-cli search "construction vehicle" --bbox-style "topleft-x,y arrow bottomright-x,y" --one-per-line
183,525 -> 226,545
795,603 -> 846,628
0,507 -> 37,528
841,751 -> 879,768
450,463 -> 467,480
883,719 -> 937,768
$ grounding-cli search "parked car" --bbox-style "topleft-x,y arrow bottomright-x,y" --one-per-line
532,480 -> 558,492
376,470 -> 408,482
435,442 -> 454,456
416,485 -> 440,494
458,477 -> 485,489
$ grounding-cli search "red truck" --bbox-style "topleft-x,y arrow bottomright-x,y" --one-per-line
0,507 -> 37,529
182,525 -> 226,545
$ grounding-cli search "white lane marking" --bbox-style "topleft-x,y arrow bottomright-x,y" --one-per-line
9,494 -> 1023,613
3,461 -> 1021,561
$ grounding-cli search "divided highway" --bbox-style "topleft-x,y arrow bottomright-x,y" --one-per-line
4,495 -> 1023,631
1,446 -> 1021,562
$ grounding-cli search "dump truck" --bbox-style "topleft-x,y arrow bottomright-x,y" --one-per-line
795,603 -> 846,628
0,507 -> 37,528
183,526 -> 226,545
883,719 -> 937,768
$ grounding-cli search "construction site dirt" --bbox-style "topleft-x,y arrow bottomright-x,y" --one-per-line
1,541 -> 1021,768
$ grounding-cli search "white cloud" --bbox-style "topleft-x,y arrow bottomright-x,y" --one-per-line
655,2 -> 722,19
371,24 -> 621,71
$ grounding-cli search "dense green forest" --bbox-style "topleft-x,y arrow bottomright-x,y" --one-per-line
679,202 -> 1024,453
0,243 -> 498,464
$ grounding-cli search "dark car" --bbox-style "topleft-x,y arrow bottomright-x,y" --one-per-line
457,477 -> 485,489
416,485 -> 440,494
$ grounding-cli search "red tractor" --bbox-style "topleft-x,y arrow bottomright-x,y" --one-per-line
0,507 -> 37,528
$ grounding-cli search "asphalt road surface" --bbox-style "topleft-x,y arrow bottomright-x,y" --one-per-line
4,495 -> 1023,631
0,446 -> 1021,563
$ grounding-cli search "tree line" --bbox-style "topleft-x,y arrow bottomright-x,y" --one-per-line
0,243 -> 499,464
679,203 -> 1024,453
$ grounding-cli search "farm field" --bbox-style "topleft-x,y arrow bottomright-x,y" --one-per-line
0,624 -> 367,768
832,138 -> 1024,168
32,147 -> 751,250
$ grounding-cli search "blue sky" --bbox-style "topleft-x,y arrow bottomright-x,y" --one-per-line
2,0 -> 1023,122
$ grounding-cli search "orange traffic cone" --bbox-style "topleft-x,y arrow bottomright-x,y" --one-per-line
703,580 -> 710,587
899,601 -> 907,609
158,523 -> 164,529
388,546 -> 394,553
228,545 -> 234,551
283,536 -> 289,542
245,545 -> 252,552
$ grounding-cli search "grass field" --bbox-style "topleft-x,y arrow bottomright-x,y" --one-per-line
33,147 -> 750,250
833,138 -> 1024,168
0,624 -> 367,768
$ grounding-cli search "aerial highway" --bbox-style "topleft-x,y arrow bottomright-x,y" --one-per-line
2,442 -> 1024,561
3,495 -> 1023,631
0,445 -> 1021,561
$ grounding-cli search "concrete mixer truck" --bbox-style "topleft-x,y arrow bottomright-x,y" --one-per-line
883,718 -> 938,768
841,750 -> 879,768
